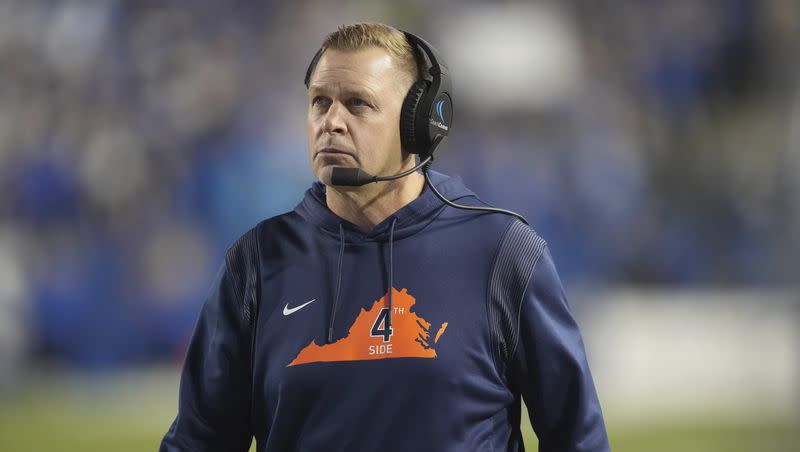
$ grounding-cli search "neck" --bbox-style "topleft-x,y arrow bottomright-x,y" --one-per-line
325,171 -> 425,230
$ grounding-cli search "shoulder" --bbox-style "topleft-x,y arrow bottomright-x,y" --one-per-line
224,210 -> 305,262
221,211 -> 303,311
438,175 -> 543,253
455,204 -> 548,269
492,219 -> 548,271
486,219 -> 550,374
487,219 -> 549,300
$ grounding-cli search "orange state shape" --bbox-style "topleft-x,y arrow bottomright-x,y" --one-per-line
288,288 -> 447,366
435,322 -> 448,343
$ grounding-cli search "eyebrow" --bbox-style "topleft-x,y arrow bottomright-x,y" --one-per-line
308,84 -> 377,102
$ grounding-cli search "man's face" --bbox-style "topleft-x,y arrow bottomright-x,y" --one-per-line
306,47 -> 412,186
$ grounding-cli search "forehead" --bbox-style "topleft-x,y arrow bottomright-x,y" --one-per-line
308,47 -> 401,94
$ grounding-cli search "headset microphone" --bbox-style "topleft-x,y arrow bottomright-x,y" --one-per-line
330,156 -> 433,186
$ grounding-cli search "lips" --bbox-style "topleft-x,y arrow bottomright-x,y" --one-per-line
316,147 -> 355,158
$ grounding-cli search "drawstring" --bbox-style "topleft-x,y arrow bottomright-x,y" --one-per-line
327,218 -> 396,343
327,223 -> 345,343
387,218 -> 396,331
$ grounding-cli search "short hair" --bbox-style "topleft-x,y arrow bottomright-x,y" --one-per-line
309,23 -> 427,85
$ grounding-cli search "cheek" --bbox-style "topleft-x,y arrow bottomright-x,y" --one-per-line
307,116 -> 319,168
306,123 -> 312,150
306,114 -> 316,138
381,117 -> 402,151
307,114 -> 320,142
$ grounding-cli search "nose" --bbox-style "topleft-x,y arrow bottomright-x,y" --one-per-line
322,102 -> 347,135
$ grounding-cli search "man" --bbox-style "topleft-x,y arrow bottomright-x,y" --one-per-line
161,23 -> 609,451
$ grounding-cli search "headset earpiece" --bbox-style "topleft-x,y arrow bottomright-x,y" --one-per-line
400,80 -> 430,155
401,32 -> 452,159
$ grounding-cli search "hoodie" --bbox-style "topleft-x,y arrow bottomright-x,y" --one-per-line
160,170 -> 609,452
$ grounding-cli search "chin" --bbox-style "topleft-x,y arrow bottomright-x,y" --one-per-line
318,166 -> 366,192
315,166 -> 333,186
317,166 -> 341,188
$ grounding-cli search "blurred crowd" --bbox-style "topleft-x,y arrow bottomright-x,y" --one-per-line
0,0 -> 797,372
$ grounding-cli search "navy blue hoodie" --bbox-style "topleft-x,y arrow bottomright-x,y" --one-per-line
160,171 -> 609,451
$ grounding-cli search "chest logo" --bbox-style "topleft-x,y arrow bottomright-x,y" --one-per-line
283,298 -> 316,316
288,288 -> 448,366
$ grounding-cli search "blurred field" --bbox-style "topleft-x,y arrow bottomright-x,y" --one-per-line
0,368 -> 796,452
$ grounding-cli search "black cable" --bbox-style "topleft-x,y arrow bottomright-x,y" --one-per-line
423,164 -> 529,225
375,155 -> 433,182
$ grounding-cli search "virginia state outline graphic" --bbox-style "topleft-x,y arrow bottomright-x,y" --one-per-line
288,288 -> 448,366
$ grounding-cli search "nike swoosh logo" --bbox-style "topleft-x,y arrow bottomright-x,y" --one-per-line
283,298 -> 316,316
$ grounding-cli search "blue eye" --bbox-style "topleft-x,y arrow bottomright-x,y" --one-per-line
312,96 -> 330,107
348,98 -> 369,107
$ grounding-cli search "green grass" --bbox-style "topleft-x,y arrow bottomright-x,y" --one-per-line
0,369 -> 796,451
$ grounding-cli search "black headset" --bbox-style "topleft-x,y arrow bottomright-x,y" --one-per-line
303,30 -> 453,160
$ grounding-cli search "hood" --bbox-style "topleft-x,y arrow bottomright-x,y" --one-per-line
293,169 -> 478,343
294,170 -> 477,242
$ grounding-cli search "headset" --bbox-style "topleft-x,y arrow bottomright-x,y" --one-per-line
304,29 -> 528,225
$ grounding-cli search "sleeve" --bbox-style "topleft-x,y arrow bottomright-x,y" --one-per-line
159,258 -> 255,451
487,220 -> 609,452
512,246 -> 609,452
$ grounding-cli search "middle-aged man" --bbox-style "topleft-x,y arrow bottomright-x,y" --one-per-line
161,22 -> 610,452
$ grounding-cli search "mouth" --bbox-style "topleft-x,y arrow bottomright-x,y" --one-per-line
315,147 -> 356,162
317,147 -> 354,156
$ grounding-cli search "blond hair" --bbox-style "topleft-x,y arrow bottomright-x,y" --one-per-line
310,23 -> 426,83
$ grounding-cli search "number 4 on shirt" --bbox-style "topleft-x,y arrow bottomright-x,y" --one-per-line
370,308 -> 393,342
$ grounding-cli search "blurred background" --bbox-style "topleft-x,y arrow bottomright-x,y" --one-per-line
0,0 -> 798,450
